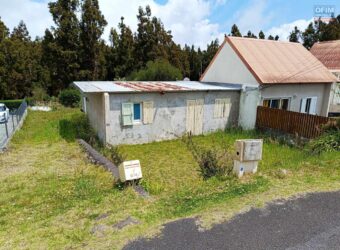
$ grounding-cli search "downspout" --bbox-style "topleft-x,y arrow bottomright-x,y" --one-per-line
103,92 -> 110,145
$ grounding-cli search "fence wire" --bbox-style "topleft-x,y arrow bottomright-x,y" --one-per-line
0,100 -> 28,150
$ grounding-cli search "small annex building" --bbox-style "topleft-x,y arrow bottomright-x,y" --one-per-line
200,36 -> 336,118
73,81 -> 242,145
310,40 -> 340,116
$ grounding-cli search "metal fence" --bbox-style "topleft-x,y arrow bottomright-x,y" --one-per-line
0,100 -> 28,150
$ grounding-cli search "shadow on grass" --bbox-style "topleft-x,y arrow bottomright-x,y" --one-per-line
59,113 -> 97,143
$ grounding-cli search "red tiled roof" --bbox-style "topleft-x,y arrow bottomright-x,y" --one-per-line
310,40 -> 340,71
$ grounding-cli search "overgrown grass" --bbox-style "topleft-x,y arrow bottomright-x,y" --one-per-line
0,108 -> 339,249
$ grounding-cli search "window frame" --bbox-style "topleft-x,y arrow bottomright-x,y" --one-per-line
133,102 -> 143,124
262,97 -> 291,110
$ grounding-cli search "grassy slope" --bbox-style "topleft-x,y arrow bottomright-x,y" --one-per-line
0,108 -> 339,249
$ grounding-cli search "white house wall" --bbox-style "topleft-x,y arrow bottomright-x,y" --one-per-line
104,91 -> 240,145
260,83 -> 332,116
201,42 -> 258,85
86,93 -> 106,142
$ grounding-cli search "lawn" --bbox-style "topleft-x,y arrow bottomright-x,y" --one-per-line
0,108 -> 339,249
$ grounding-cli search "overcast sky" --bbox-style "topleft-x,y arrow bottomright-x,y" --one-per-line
0,0 -> 339,48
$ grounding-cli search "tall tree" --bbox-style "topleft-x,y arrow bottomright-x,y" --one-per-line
79,0 -> 107,80
230,24 -> 242,37
258,30 -> 265,39
288,26 -> 301,42
46,0 -> 81,94
11,20 -> 30,41
244,30 -> 257,38
302,22 -> 318,49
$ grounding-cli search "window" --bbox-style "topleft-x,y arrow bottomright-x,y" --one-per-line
133,103 -> 142,122
263,98 -> 290,110
300,97 -> 317,115
122,101 -> 153,126
214,98 -> 231,118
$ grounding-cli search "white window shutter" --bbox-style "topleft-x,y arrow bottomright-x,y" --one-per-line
214,99 -> 225,118
223,98 -> 231,118
186,100 -> 196,133
300,98 -> 307,113
310,97 -> 317,115
143,101 -> 154,124
122,103 -> 133,126
194,99 -> 204,135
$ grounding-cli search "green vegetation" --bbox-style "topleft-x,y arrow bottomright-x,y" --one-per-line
0,108 -> 339,249
128,59 -> 183,81
58,88 -> 81,107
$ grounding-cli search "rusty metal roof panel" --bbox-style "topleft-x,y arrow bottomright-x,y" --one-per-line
226,36 -> 336,84
310,40 -> 340,71
73,81 -> 241,93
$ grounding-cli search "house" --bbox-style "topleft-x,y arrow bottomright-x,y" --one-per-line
200,36 -> 336,124
310,40 -> 340,116
73,81 -> 241,145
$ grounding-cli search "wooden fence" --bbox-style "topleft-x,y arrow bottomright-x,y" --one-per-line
256,106 -> 332,138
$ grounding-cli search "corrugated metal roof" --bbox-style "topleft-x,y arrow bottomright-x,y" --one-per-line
203,36 -> 336,84
73,81 -> 242,93
310,40 -> 340,71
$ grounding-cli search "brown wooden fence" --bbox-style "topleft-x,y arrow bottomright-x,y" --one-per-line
256,106 -> 332,138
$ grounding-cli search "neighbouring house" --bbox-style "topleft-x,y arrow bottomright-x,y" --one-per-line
73,81 -> 241,145
310,40 -> 340,116
200,36 -> 336,124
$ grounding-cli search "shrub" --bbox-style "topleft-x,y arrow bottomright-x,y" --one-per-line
128,59 -> 183,81
31,86 -> 50,104
0,99 -> 23,110
307,118 -> 340,155
183,134 -> 233,179
59,88 -> 80,107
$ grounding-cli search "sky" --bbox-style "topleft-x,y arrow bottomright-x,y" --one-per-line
0,0 -> 339,48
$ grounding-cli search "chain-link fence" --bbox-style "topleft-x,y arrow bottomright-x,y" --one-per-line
0,100 -> 28,151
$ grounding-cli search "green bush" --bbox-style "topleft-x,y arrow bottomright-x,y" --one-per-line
308,118 -> 340,155
128,59 -> 183,81
183,134 -> 233,179
31,86 -> 50,103
59,88 -> 80,107
0,99 -> 24,110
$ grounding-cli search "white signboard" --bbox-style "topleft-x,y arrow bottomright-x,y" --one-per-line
118,160 -> 142,182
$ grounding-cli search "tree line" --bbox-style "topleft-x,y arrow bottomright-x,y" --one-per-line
1,0 -> 339,100
288,15 -> 340,49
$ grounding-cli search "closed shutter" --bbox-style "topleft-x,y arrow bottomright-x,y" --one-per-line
300,98 -> 307,113
310,97 -> 317,115
143,101 -> 154,124
223,98 -> 231,118
186,100 -> 196,134
194,99 -> 204,135
214,99 -> 223,118
122,103 -> 133,126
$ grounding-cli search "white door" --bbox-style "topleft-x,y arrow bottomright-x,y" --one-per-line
186,99 -> 204,135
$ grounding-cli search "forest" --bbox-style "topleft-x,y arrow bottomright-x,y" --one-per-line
0,0 -> 340,100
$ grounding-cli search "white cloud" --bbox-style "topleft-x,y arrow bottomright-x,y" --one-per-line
0,0 -> 223,48
0,0 -> 53,39
266,18 -> 312,41
232,0 -> 274,35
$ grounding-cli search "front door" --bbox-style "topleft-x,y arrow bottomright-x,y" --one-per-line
186,99 -> 204,135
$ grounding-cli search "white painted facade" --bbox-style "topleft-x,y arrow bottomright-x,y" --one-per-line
201,40 -> 333,118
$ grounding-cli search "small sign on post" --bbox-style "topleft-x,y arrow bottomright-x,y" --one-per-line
118,160 -> 142,182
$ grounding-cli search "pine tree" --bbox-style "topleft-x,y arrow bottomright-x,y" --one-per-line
230,24 -> 242,37
46,0 -> 81,94
268,35 -> 274,40
79,0 -> 107,80
302,22 -> 318,49
11,21 -> 30,41
288,26 -> 301,42
258,30 -> 265,39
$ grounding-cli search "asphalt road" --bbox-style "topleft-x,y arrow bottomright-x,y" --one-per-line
124,191 -> 340,250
